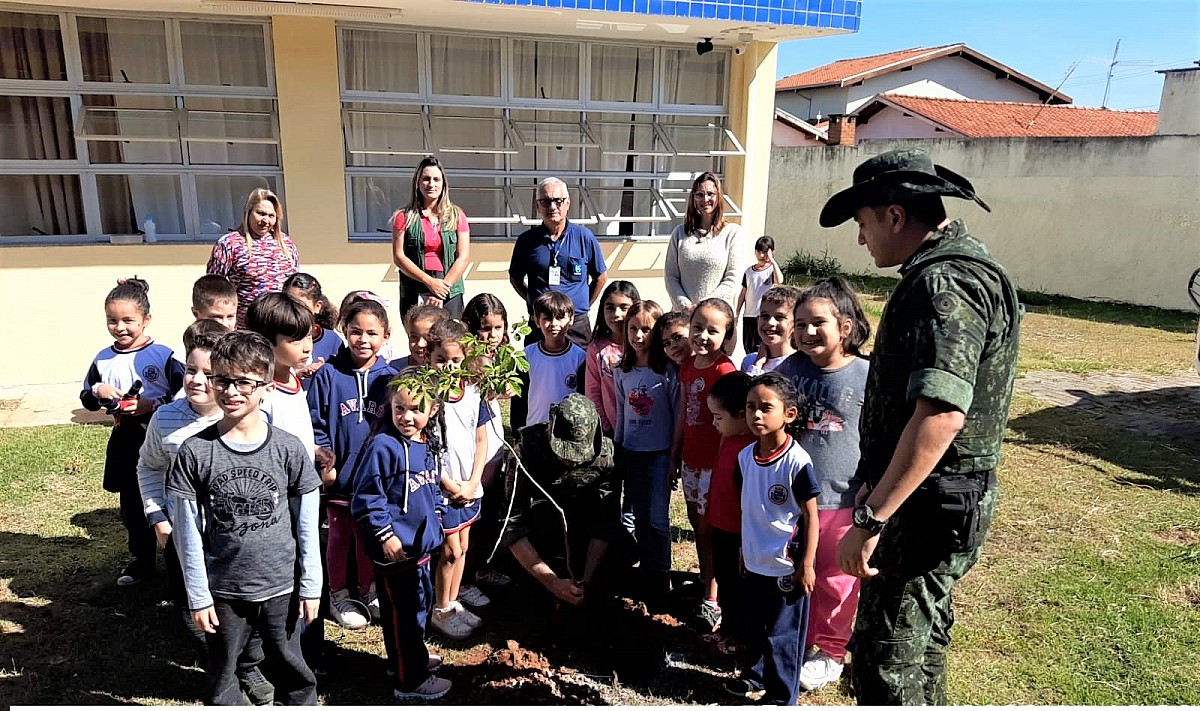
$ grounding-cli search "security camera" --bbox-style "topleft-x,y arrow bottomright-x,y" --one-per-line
734,43 -> 748,55
696,37 -> 714,56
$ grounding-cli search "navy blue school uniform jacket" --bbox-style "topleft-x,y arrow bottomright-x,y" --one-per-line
350,427 -> 444,566
306,349 -> 397,502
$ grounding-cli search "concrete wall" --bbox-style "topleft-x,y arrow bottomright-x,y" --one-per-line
1156,69 -> 1200,136
776,56 -> 1045,122
766,136 -> 1200,311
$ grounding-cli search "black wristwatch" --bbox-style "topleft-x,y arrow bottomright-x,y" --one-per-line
852,504 -> 887,535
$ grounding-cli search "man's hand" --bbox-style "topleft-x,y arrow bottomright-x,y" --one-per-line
837,526 -> 880,579
855,482 -> 870,507
153,521 -> 172,549
192,606 -> 220,634
300,598 -> 320,625
382,536 -> 407,563
546,577 -> 585,606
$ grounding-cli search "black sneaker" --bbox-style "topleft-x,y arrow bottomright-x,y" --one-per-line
723,677 -> 765,699
238,665 -> 274,706
116,562 -> 152,587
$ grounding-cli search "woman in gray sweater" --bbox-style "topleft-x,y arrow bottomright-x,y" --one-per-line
664,172 -> 748,313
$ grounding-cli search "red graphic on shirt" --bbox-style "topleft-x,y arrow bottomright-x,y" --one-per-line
628,385 -> 654,416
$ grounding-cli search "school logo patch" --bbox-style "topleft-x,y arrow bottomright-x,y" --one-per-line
768,484 -> 789,505
777,575 -> 795,593
565,373 -> 578,390
143,365 -> 161,383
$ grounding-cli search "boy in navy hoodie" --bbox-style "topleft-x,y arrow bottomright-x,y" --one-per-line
307,297 -> 396,629
350,369 -> 449,701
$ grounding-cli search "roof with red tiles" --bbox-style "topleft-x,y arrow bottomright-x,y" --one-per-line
860,94 -> 1158,138
776,44 -> 1069,103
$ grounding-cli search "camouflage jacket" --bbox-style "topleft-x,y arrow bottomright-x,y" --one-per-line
497,422 -> 622,560
858,219 -> 1021,485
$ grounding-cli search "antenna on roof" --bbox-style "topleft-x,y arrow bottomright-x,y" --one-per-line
1027,61 -> 1078,128
1101,39 -> 1121,109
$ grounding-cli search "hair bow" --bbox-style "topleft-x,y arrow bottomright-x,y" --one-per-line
355,291 -> 390,308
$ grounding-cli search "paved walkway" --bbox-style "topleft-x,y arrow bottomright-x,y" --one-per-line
1014,369 -> 1200,441
0,382 -> 110,428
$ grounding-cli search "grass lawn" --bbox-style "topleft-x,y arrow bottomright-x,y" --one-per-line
2,297 -> 1199,704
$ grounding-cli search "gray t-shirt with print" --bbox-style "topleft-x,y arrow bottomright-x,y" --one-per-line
775,353 -> 869,510
167,424 -> 321,600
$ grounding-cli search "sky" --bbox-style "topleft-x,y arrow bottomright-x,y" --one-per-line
775,0 -> 1200,110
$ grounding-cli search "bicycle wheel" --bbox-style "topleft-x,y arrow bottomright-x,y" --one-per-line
1189,267 -> 1200,310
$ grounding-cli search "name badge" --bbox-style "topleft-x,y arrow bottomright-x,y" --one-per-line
548,265 -> 562,286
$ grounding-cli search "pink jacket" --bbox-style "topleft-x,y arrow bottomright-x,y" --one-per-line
585,339 -> 624,435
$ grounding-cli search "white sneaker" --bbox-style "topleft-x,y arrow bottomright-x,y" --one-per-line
799,648 -> 844,691
475,568 -> 511,587
451,600 -> 483,629
393,674 -> 452,701
329,589 -> 369,631
458,584 -> 491,609
431,606 -> 474,640
361,582 -> 380,622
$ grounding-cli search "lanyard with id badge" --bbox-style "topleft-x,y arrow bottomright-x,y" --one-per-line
548,237 -> 563,286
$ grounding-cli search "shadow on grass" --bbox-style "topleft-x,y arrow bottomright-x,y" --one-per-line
1007,386 -> 1200,495
1,508 -> 206,705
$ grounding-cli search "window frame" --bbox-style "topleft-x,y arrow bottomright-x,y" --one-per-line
0,8 -> 279,244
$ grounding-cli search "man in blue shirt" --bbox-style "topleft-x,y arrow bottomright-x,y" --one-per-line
509,177 -> 608,347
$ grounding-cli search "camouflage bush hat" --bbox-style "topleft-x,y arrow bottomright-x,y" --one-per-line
819,148 -> 991,228
548,394 -> 600,463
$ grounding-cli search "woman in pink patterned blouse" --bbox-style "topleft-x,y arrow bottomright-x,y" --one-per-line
206,188 -> 299,327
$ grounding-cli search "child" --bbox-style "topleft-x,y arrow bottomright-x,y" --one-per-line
741,285 -> 801,376
82,277 -> 185,587
138,319 -> 228,605
167,331 -> 322,705
612,299 -> 676,601
307,298 -> 396,631
427,319 -> 494,639
340,290 -> 399,362
191,274 -> 238,331
586,280 -> 639,436
725,372 -> 819,705
350,371 -> 451,701
524,291 -> 586,426
283,273 -> 342,381
736,236 -> 783,355
703,371 -> 756,658
461,293 -> 514,590
655,310 -> 694,367
674,297 -> 738,632
776,277 -> 871,692
390,303 -> 449,371
246,292 -> 316,462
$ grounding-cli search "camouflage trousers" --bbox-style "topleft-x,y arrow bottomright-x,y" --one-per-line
850,481 -> 998,705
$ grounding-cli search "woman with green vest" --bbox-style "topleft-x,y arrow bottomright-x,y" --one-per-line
390,156 -> 471,322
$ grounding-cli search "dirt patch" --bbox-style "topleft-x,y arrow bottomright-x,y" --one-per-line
1151,527 -> 1200,546
1159,579 -> 1200,609
459,640 -> 608,705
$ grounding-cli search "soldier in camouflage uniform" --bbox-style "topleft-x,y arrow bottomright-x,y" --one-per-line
819,149 -> 1021,705
498,393 -> 625,606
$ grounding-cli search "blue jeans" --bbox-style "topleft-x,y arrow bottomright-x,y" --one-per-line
621,448 -> 672,574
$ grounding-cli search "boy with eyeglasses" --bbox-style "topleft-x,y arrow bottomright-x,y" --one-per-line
167,330 -> 322,705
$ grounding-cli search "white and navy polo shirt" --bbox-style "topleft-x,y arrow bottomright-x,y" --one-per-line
523,341 -> 586,425
737,435 -> 821,577
81,339 -> 185,409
